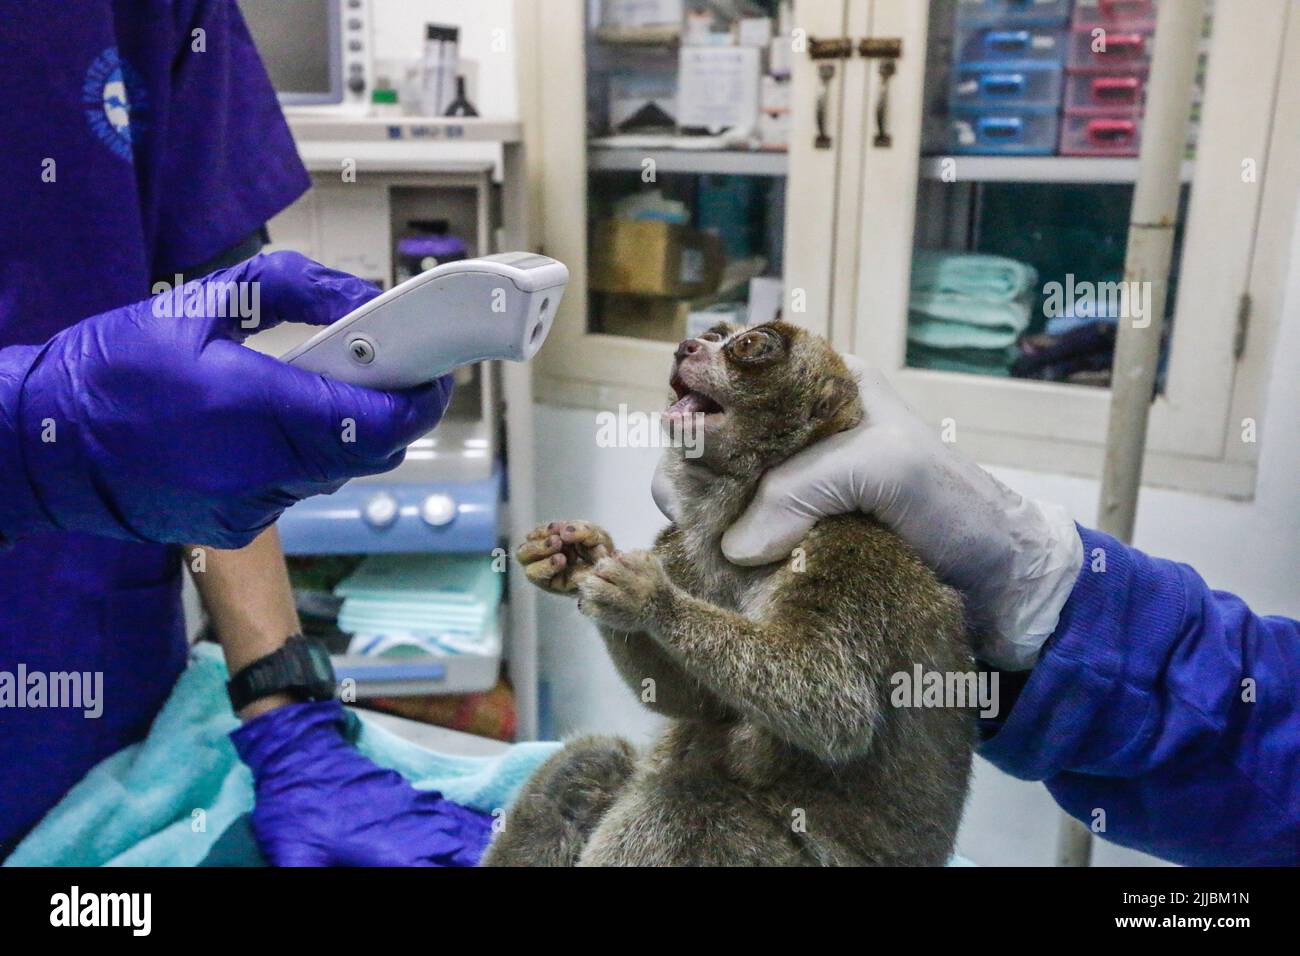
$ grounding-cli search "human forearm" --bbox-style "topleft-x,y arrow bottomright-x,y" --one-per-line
980,526 -> 1300,865
188,525 -> 300,719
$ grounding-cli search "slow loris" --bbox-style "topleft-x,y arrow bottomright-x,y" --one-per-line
486,321 -> 975,866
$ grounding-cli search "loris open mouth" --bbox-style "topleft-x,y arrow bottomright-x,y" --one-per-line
668,373 -> 725,418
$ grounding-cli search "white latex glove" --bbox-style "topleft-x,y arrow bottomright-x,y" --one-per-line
652,358 -> 1083,670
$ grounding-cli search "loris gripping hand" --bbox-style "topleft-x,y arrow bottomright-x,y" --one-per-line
517,520 -> 615,595
517,522 -> 673,633
577,551 -> 674,634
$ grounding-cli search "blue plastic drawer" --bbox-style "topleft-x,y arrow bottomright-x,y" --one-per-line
950,106 -> 1060,154
954,23 -> 1068,67
950,63 -> 1063,108
955,0 -> 1073,27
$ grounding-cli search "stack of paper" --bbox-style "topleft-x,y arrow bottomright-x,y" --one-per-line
334,554 -> 503,659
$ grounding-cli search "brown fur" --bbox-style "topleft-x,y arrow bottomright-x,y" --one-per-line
486,322 -> 975,866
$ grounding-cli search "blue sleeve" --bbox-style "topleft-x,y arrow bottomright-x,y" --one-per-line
118,0 -> 311,276
0,345 -> 47,542
979,525 -> 1300,866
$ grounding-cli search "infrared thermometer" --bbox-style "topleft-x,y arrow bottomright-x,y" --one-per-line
280,252 -> 568,389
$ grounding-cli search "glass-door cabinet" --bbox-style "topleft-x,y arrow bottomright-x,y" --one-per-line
521,0 -> 1299,496
520,0 -> 848,410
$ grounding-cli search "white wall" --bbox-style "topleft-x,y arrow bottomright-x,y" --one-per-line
528,179 -> 1300,868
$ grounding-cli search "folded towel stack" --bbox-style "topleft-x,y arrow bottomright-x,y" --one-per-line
906,251 -> 1038,376
336,554 -> 503,659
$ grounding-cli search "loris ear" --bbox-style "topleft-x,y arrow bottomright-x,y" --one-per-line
810,376 -> 860,425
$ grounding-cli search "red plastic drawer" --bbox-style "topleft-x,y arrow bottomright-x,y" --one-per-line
1066,24 -> 1154,71
1059,110 -> 1143,155
1071,0 -> 1157,28
1064,69 -> 1148,113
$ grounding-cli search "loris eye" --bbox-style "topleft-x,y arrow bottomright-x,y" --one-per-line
727,329 -> 780,363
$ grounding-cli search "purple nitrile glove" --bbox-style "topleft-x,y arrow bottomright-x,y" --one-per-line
0,251 -> 453,548
230,700 -> 493,867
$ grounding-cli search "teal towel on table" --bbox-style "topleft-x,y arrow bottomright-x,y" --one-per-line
5,643 -> 559,867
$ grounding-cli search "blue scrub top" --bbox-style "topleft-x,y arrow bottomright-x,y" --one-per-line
0,0 -> 309,854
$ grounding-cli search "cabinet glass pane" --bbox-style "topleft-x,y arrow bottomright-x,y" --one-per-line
908,0 -> 1210,389
582,0 -> 792,342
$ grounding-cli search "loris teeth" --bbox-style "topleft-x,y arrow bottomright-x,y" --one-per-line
668,391 -> 723,416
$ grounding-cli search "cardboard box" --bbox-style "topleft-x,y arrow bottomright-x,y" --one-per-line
608,67 -> 677,131
589,219 -> 725,298
600,295 -> 747,343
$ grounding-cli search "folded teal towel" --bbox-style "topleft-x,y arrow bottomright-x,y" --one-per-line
5,643 -> 559,867
907,251 -> 1036,351
906,341 -> 1018,376
911,251 -> 1037,303
906,306 -> 1031,349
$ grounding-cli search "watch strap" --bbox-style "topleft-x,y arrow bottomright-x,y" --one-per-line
226,635 -> 337,713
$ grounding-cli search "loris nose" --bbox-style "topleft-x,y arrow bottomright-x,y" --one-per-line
675,339 -> 702,362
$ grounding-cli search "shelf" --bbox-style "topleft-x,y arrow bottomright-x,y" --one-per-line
588,146 -> 788,177
286,113 -> 522,144
919,155 -> 1196,184
593,24 -> 680,46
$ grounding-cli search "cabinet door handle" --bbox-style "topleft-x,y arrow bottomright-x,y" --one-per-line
859,38 -> 903,149
814,63 -> 835,150
807,36 -> 852,151
873,59 -> 896,147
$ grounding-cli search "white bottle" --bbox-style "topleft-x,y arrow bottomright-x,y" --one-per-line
420,24 -> 460,117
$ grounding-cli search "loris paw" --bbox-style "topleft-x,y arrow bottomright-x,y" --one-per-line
517,520 -> 615,595
576,550 -> 673,633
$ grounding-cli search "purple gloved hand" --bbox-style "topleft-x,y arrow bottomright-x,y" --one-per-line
231,700 -> 493,867
0,251 -> 452,548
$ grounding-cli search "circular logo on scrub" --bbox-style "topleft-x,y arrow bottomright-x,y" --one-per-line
82,47 -> 148,162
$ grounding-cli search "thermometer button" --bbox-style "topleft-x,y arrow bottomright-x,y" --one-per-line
347,335 -> 376,365
421,494 -> 457,527
363,492 -> 399,528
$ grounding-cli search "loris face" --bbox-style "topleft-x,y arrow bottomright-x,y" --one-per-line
664,321 -> 863,475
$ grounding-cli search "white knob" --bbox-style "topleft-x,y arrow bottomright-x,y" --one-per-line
421,493 -> 457,527
363,492 -> 399,528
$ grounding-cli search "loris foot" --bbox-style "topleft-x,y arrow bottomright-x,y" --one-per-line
577,549 -> 674,634
482,735 -> 637,867
517,520 -> 615,595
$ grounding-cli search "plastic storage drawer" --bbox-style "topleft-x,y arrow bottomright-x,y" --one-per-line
1059,110 -> 1143,155
1070,0 -> 1156,27
951,106 -> 1060,155
1064,70 -> 1147,112
954,24 -> 1068,67
951,63 -> 1064,108
1066,24 -> 1154,70
955,0 -> 1073,27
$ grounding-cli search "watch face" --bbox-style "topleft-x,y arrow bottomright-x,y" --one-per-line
307,642 -> 335,681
